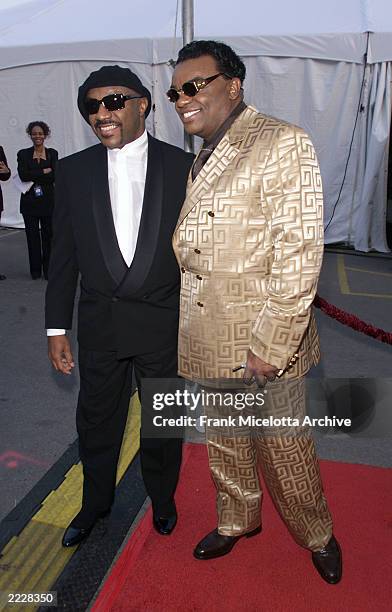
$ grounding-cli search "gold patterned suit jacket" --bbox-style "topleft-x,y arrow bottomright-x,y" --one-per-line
172,106 -> 323,383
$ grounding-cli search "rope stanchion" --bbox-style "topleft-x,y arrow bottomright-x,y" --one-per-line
314,294 -> 392,346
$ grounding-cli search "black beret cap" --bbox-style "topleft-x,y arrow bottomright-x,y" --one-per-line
77,65 -> 151,122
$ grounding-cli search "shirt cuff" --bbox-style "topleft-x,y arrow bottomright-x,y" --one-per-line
46,329 -> 66,336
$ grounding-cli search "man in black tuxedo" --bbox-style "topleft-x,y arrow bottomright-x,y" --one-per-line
45,65 -> 193,547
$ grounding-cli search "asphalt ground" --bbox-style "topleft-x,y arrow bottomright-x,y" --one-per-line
0,228 -> 78,522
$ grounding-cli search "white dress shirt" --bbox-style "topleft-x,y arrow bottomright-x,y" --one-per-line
47,130 -> 148,336
108,129 -> 148,266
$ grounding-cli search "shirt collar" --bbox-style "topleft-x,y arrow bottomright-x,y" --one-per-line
203,100 -> 247,150
108,130 -> 148,161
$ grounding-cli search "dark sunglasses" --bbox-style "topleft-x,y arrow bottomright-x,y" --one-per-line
85,93 -> 143,115
166,72 -> 229,103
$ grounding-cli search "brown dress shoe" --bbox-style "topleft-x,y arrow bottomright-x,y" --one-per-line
194,526 -> 261,560
312,535 -> 342,584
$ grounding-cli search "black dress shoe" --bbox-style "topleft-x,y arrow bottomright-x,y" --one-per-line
61,510 -> 110,547
62,525 -> 94,547
153,513 -> 177,535
194,526 -> 262,560
312,535 -> 342,584
0,274 -> 6,280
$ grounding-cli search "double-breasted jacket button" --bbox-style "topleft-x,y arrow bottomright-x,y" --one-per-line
196,275 -> 202,280
112,297 -> 119,303
181,266 -> 186,273
197,301 -> 204,307
208,211 -> 215,217
194,248 -> 201,254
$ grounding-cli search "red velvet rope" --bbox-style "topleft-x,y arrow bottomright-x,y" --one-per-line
313,294 -> 392,345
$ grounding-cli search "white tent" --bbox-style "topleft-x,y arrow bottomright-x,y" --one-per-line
1,0 -> 391,251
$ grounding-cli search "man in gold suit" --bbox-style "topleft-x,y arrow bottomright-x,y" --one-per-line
169,40 -> 342,584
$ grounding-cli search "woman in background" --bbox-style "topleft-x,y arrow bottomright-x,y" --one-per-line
17,121 -> 58,279
0,145 -> 11,280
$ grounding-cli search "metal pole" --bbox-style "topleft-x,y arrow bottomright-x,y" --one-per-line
182,0 -> 194,46
182,0 -> 194,153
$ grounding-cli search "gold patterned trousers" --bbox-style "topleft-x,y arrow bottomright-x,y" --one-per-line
202,377 -> 333,552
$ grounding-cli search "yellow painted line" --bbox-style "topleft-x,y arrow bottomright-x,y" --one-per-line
345,266 -> 392,278
341,291 -> 392,299
32,463 -> 83,529
0,524 -> 73,612
337,255 -> 392,298
0,394 -> 141,612
337,254 -> 350,295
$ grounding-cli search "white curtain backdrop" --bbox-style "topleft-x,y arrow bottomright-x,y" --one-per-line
354,61 -> 391,251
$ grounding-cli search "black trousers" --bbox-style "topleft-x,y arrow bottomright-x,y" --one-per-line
74,343 -> 182,527
22,213 -> 52,278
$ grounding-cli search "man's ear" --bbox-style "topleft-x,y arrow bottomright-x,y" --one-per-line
228,77 -> 242,100
138,97 -> 149,117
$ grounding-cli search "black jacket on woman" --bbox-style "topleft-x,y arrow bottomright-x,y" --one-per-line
17,147 -> 58,216
0,146 -> 11,213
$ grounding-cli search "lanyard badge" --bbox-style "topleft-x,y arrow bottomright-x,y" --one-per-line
33,184 -> 43,197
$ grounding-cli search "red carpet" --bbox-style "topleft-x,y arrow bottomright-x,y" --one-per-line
93,445 -> 392,612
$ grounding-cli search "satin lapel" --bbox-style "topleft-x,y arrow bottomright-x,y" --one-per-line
91,145 -> 127,284
116,134 -> 163,297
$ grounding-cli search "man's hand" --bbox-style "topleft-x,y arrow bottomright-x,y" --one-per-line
48,335 -> 75,375
243,349 -> 279,387
0,161 -> 9,174
43,167 -> 52,174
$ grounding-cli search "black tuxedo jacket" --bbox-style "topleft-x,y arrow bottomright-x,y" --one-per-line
45,134 -> 194,358
17,146 -> 58,216
0,146 -> 11,213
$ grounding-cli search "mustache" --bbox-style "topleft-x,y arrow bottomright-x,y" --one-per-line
94,120 -> 121,129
